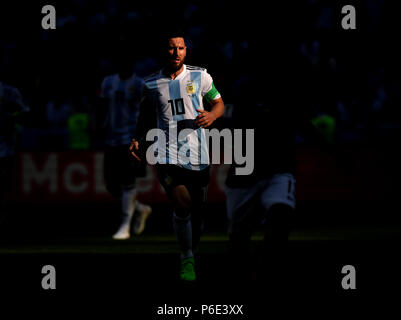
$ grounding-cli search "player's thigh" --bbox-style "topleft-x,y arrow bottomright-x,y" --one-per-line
157,164 -> 180,193
186,166 -> 210,206
260,173 -> 296,214
170,185 -> 192,210
157,165 -> 192,208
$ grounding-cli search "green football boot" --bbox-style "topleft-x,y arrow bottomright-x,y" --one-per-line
180,257 -> 196,282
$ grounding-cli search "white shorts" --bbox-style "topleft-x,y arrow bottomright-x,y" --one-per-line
225,173 -> 296,234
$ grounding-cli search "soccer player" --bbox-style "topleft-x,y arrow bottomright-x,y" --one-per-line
0,80 -> 29,225
96,49 -> 152,240
130,30 -> 225,281
225,68 -> 297,286
224,39 -> 334,287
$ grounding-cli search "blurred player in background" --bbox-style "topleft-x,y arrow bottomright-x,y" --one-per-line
0,79 -> 29,226
224,37 -> 329,287
225,63 -> 296,287
130,29 -> 225,281
95,42 -> 152,240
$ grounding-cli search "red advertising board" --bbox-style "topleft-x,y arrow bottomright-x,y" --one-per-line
6,149 -> 385,203
7,151 -> 230,203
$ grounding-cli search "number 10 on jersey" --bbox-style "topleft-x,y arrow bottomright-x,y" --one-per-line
169,98 -> 185,116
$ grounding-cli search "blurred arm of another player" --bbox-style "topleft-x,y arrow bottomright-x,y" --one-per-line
129,86 -> 156,162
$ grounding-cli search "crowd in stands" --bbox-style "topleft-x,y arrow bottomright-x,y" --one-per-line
1,0 -> 399,151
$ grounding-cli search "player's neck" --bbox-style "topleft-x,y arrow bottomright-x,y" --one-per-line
164,64 -> 185,80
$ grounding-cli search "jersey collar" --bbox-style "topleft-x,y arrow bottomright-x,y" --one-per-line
161,64 -> 187,80
174,64 -> 187,80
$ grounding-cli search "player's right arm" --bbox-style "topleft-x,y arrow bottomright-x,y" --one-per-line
195,70 -> 224,128
129,84 -> 156,161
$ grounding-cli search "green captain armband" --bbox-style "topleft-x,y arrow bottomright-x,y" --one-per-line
204,82 -> 220,103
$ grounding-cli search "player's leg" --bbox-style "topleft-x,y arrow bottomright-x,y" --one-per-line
132,200 -> 152,235
187,186 -> 206,250
257,173 -> 296,287
225,184 -> 261,285
170,184 -> 193,256
186,167 -> 210,250
112,185 -> 137,239
125,151 -> 152,235
104,147 -> 134,240
256,203 -> 295,291
157,165 -> 196,281
170,184 -> 196,281
260,174 -> 296,248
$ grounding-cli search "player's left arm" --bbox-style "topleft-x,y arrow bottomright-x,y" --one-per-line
129,84 -> 157,161
196,71 -> 225,128
196,97 -> 225,128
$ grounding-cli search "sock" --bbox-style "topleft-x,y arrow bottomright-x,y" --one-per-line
121,187 -> 137,225
191,210 -> 204,250
173,211 -> 193,260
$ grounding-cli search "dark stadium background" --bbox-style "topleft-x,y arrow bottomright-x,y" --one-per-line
0,0 -> 400,316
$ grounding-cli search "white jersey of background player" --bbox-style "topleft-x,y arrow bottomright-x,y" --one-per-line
99,71 -> 151,240
142,64 -> 221,170
100,73 -> 144,147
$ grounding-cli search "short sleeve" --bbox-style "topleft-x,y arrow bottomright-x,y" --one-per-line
201,70 -> 221,103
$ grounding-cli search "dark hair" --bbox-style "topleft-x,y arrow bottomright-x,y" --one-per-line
164,27 -> 185,41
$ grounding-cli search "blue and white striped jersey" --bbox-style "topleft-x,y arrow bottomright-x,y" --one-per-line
142,64 -> 221,171
0,82 -> 29,157
100,73 -> 144,147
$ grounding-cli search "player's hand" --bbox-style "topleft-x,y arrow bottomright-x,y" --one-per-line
129,138 -> 141,161
195,109 -> 217,128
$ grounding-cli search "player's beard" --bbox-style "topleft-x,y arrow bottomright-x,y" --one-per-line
169,57 -> 185,72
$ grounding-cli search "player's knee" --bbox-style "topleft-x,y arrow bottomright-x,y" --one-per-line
174,197 -> 192,211
170,186 -> 192,210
